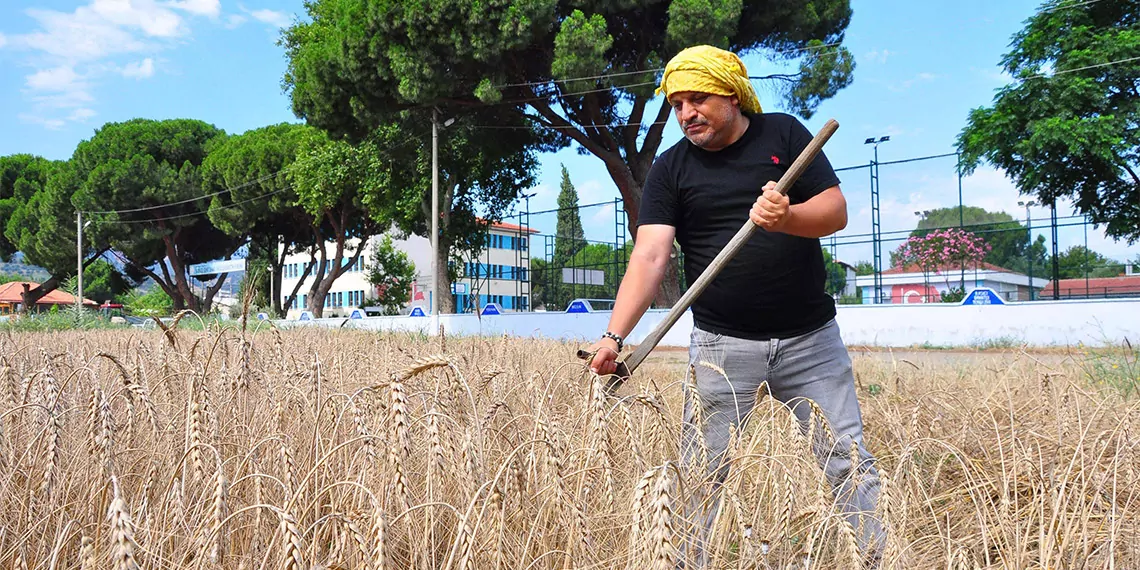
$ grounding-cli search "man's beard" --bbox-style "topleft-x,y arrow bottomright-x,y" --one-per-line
683,119 -> 716,147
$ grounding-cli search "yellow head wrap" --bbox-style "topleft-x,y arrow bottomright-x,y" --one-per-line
656,45 -> 762,114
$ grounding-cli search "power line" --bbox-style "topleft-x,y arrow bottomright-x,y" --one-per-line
1025,55 -> 1140,80
81,169 -> 287,215
93,188 -> 291,225
1040,0 -> 1109,13
80,131 -> 420,219
491,42 -> 844,89
471,120 -> 668,130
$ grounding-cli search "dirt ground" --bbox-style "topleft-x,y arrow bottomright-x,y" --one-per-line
642,343 -> 1083,368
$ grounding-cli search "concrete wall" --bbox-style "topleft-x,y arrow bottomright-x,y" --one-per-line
276,297 -> 1140,348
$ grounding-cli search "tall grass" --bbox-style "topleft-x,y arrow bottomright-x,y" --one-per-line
0,326 -> 1136,568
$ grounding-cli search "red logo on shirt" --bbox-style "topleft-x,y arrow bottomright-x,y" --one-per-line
771,155 -> 780,164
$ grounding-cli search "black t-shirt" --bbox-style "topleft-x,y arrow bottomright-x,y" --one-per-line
638,112 -> 841,340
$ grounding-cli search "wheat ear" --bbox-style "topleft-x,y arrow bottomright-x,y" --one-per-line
108,477 -> 141,570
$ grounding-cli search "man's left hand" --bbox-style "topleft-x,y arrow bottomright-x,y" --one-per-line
750,181 -> 792,232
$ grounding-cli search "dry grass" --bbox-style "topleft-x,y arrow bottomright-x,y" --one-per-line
0,326 -> 1137,569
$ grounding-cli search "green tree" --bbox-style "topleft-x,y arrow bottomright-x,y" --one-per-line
957,0 -> 1140,243
555,164 -> 585,265
821,248 -> 846,297
70,119 -> 242,313
82,259 -> 134,303
1055,245 -> 1124,279
367,235 -> 417,316
352,112 -> 550,315
281,0 -> 856,306
121,285 -> 174,317
289,131 -> 392,318
2,156 -> 110,311
201,122 -> 319,317
0,154 -> 46,262
854,260 -> 874,276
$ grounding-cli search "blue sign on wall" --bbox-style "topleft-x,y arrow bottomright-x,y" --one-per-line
481,303 -> 502,316
961,287 -> 1006,306
409,307 -> 426,317
256,312 -> 268,321
298,311 -> 313,321
349,309 -> 365,319
566,300 -> 591,314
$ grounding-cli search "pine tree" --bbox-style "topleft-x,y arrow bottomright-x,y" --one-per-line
554,165 -> 584,266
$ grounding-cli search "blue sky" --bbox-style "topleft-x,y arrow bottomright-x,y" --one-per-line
1,0 -> 1135,266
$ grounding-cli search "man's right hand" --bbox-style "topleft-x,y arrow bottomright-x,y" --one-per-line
585,337 -> 621,375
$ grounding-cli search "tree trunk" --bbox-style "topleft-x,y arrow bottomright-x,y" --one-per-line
160,231 -> 201,313
305,227 -> 369,318
436,237 -> 456,314
19,278 -> 57,314
285,257 -> 316,317
19,248 -> 111,314
305,245 -> 329,317
202,272 -> 229,313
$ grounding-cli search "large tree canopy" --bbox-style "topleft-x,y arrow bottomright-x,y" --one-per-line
281,0 -> 855,305
71,118 -> 241,313
1,155 -> 114,310
957,0 -> 1140,243
201,122 -> 317,317
365,109 -> 552,314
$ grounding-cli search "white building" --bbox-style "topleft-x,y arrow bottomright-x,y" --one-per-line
851,262 -> 1048,304
280,220 -> 537,318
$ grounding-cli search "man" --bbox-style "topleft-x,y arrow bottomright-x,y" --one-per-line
585,45 -> 884,566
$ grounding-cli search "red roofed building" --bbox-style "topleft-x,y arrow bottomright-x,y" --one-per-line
1040,274 -> 1140,299
0,282 -> 98,314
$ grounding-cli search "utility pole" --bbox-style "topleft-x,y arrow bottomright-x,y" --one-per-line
76,210 -> 83,311
431,109 -> 440,333
1050,200 -> 1060,300
1019,200 -> 1037,300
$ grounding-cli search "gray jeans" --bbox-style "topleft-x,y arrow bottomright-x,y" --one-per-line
680,318 -> 883,566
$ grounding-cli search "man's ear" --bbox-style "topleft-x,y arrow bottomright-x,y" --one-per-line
730,95 -> 740,109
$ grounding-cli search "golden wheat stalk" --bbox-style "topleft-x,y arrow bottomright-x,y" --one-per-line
397,355 -> 451,381
108,477 -> 141,570
279,509 -> 305,570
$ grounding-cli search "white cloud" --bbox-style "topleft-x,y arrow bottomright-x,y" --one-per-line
168,0 -> 221,18
887,72 -> 938,92
7,0 -> 214,129
225,14 -> 248,29
26,65 -> 86,91
121,57 -> 155,78
0,32 -> 7,49
69,108 -> 97,122
244,7 -> 291,28
591,203 -> 617,224
18,114 -> 67,130
863,49 -> 891,64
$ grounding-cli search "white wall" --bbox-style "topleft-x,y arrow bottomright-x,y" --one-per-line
275,297 -> 1140,348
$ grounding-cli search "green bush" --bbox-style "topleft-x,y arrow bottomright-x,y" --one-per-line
940,287 -> 966,303
0,305 -> 126,332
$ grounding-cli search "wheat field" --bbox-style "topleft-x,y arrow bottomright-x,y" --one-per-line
0,321 -> 1137,569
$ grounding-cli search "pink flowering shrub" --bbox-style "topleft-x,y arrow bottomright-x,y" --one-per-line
895,229 -> 992,301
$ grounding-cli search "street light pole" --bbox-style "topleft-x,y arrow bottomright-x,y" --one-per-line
864,135 -> 889,303
431,109 -> 439,333
76,210 -> 83,310
1019,200 -> 1037,300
